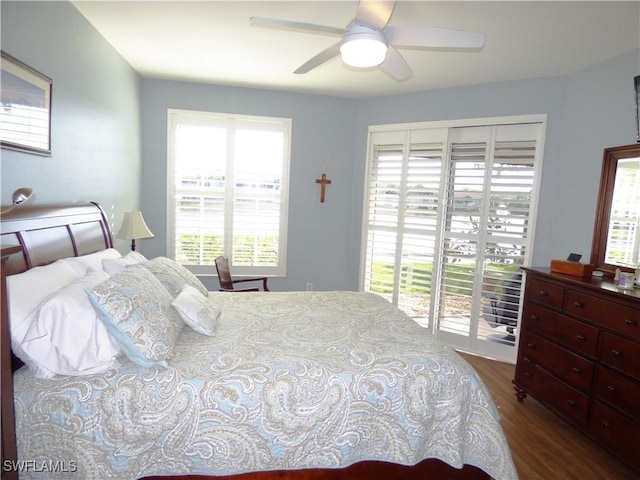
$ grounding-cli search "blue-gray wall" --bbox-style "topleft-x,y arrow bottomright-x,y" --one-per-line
2,1 -> 638,291
0,1 -> 142,247
347,49 -> 640,287
141,80 -> 357,291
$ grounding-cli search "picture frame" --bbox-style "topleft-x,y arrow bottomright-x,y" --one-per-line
635,75 -> 640,142
1,51 -> 52,156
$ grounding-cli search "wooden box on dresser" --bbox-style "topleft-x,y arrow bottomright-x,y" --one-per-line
514,267 -> 640,474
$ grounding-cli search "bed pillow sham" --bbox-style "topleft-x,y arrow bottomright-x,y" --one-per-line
7,259 -> 87,378
21,270 -> 122,377
135,256 -> 208,298
86,266 -> 184,368
63,248 -> 122,275
172,284 -> 219,336
102,251 -> 147,276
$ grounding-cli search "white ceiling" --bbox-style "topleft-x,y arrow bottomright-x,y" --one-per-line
71,1 -> 640,99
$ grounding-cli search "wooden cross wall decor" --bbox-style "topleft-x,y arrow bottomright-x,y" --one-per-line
315,173 -> 332,203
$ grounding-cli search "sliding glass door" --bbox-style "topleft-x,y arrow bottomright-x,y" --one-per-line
361,117 -> 545,363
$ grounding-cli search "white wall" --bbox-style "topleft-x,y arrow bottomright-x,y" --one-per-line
0,1 -> 142,250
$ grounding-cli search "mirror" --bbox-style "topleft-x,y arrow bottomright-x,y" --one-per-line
590,144 -> 640,275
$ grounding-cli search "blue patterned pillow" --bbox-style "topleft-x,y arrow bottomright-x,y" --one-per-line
86,266 -> 184,368
134,257 -> 208,298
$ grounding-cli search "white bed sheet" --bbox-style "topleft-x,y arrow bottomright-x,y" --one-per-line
14,291 -> 517,479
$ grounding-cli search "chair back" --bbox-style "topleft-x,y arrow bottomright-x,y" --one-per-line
215,256 -> 234,290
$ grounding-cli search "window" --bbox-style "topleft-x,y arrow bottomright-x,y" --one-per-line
168,109 -> 291,277
361,117 -> 545,363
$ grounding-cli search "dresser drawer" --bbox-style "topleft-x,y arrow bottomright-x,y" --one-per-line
519,330 -> 594,392
526,277 -> 564,309
600,332 -> 640,378
522,302 -> 599,357
595,366 -> 640,420
589,401 -> 640,473
565,289 -> 640,341
515,357 -> 589,425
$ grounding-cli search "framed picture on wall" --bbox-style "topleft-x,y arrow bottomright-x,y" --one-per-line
1,51 -> 52,156
635,75 -> 640,142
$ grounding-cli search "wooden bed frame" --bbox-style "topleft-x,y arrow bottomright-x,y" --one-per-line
0,202 -> 489,480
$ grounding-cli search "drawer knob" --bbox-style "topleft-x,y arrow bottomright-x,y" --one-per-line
611,349 -> 622,357
527,343 -> 536,350
567,399 -> 576,406
606,385 -> 616,392
573,301 -> 584,308
577,334 -> 586,342
601,420 -> 611,428
572,367 -> 581,374
524,371 -> 532,378
624,319 -> 637,326
530,315 -> 539,321
538,290 -> 548,297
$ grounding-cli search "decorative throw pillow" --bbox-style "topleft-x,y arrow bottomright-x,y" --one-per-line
21,270 -> 122,377
134,256 -> 208,298
172,284 -> 219,336
86,266 -> 184,368
102,250 -> 147,276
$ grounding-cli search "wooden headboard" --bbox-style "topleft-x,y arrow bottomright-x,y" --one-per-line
0,202 -> 114,479
1,202 -> 114,276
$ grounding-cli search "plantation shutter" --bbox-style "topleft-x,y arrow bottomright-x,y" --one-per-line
362,128 -> 447,323
168,110 -> 290,276
362,118 -> 545,363
363,135 -> 404,300
438,127 -> 488,338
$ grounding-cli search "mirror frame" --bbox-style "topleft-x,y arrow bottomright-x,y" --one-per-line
590,143 -> 640,276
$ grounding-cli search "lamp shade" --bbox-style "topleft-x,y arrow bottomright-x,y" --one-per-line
116,211 -> 154,240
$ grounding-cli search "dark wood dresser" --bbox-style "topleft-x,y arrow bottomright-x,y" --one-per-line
514,267 -> 640,474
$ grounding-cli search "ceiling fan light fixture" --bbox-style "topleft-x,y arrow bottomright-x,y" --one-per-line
340,33 -> 388,68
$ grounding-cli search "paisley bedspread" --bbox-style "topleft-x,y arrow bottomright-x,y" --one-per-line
13,291 -> 517,479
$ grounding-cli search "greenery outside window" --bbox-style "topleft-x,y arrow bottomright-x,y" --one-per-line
167,109 -> 291,277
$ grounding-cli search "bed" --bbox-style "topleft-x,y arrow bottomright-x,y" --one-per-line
0,202 -> 517,480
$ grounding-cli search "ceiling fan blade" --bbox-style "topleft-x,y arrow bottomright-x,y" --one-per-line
294,43 -> 342,74
384,25 -> 485,49
355,0 -> 396,29
380,45 -> 412,81
250,16 -> 344,36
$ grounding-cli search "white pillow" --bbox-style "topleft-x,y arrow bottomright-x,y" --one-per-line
63,248 -> 122,274
21,271 -> 122,378
7,259 -> 87,377
172,284 -> 219,336
102,251 -> 147,275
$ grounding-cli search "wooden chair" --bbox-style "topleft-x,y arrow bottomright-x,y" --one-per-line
214,256 -> 270,292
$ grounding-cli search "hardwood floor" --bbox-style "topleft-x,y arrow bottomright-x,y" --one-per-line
458,352 -> 638,480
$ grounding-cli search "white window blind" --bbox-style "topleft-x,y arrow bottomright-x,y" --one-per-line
361,118 -> 545,363
168,109 -> 291,276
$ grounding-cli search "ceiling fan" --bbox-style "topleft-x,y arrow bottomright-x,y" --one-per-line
250,0 -> 485,81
